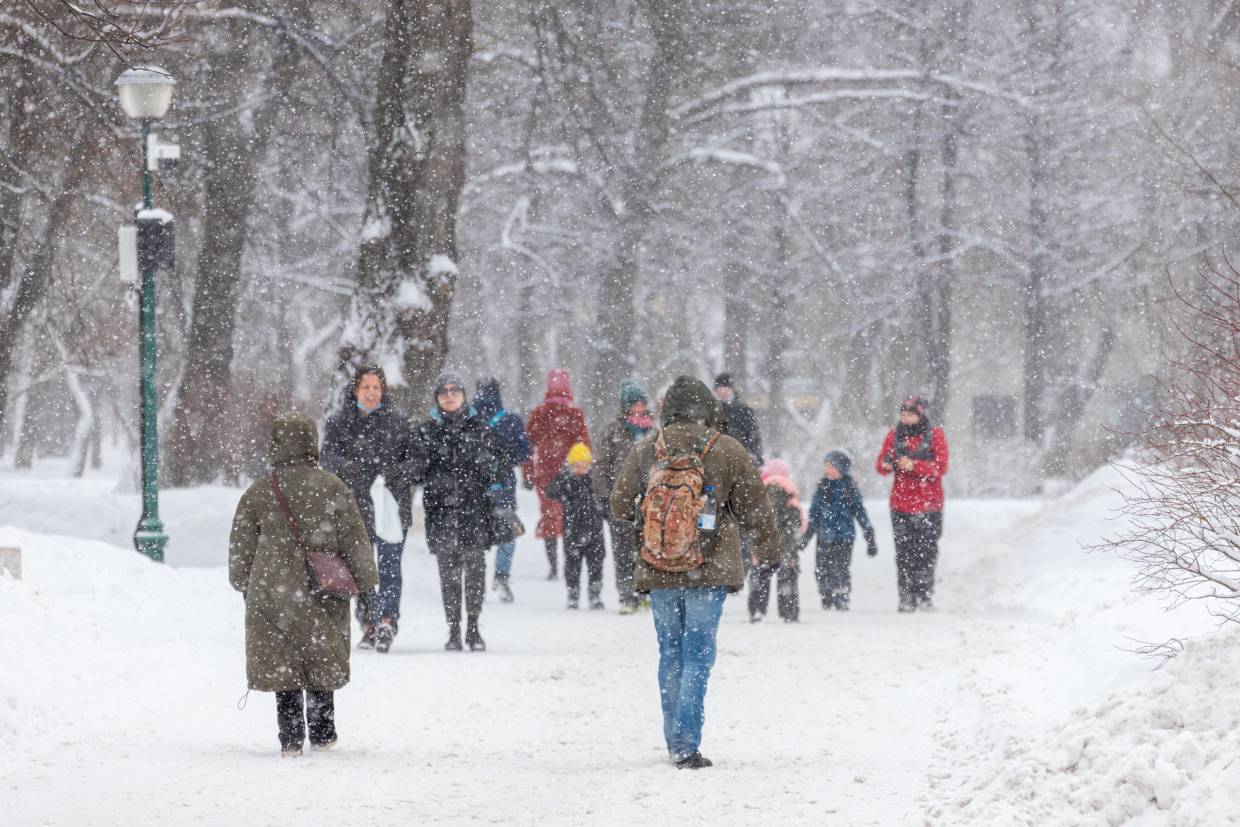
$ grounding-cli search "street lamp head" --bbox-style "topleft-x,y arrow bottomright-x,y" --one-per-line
115,66 -> 176,120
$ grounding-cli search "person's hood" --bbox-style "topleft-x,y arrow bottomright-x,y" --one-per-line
661,376 -> 718,426
474,379 -> 502,420
761,458 -> 793,483
270,413 -> 319,466
545,368 -> 574,404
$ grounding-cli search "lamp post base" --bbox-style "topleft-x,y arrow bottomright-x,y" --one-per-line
135,520 -> 168,563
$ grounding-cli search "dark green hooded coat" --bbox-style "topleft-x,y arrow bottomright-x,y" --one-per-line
228,414 -> 379,692
609,377 -> 779,593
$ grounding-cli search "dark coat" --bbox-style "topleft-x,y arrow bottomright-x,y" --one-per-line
229,414 -> 379,692
546,468 -> 606,551
722,397 -> 764,465
474,384 -> 532,510
806,476 -> 875,544
411,408 -> 502,552
321,402 -> 415,535
593,415 -> 652,506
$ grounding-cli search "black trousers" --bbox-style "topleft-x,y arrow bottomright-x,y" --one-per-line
544,536 -> 559,574
565,536 -> 606,600
815,539 -> 854,608
276,689 -> 335,749
434,544 -> 487,629
892,511 -> 943,605
748,563 -> 800,620
607,520 -> 638,607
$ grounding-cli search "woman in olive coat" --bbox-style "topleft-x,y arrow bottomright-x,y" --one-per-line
229,413 -> 379,756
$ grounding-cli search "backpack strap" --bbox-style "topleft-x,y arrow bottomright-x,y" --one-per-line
270,473 -> 314,557
695,429 -> 720,460
653,429 -> 670,463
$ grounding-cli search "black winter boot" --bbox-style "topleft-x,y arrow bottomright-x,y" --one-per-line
674,752 -> 713,770
445,623 -> 463,651
465,617 -> 486,652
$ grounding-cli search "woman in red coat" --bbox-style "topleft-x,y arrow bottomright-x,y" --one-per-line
524,369 -> 592,579
875,395 -> 949,613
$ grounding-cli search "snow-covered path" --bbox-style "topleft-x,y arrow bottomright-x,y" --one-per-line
0,470 -> 1221,825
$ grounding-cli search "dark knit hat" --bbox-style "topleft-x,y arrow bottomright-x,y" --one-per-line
823,450 -> 852,477
434,372 -> 467,399
713,372 -> 734,390
901,395 -> 929,417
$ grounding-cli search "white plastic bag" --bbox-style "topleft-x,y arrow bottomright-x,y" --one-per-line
370,474 -> 404,543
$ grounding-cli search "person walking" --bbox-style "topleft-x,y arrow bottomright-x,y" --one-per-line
712,373 -> 764,465
411,374 -> 502,651
747,459 -> 807,622
524,368 -> 591,580
229,413 -> 379,756
320,365 -> 414,653
803,451 -> 877,611
610,376 -> 779,770
593,379 -> 654,613
474,378 -> 533,603
875,396 -> 949,612
546,443 -> 608,609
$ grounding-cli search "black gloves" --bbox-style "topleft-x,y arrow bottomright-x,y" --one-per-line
521,476 -> 535,490
865,530 -> 878,558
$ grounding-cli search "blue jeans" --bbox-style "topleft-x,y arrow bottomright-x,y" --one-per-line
649,586 -> 728,760
357,535 -> 406,627
494,540 -> 516,577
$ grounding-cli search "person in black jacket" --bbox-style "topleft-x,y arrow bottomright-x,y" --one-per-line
545,443 -> 607,610
713,373 -> 764,466
410,373 -> 502,651
321,365 -> 415,653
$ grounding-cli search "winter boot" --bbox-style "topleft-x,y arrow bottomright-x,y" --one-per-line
567,595 -> 580,610
674,752 -> 713,770
545,537 -> 559,580
494,574 -> 514,603
445,623 -> 463,651
357,624 -> 376,650
898,596 -> 916,613
465,617 -> 486,652
588,584 -> 604,610
618,601 -> 639,615
281,744 -> 304,758
374,622 -> 395,654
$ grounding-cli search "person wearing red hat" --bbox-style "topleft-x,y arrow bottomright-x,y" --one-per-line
875,396 -> 949,612
523,369 -> 592,579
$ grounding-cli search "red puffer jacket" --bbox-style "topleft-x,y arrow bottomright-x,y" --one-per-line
875,427 -> 949,514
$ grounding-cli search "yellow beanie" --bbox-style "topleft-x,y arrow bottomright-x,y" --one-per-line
566,442 -> 593,464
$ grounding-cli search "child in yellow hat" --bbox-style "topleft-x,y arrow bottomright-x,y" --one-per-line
545,442 -> 607,609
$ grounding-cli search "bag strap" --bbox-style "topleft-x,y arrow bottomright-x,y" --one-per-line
653,430 -> 670,463
270,473 -> 315,557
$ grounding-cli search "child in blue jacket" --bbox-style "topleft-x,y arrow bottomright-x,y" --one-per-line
802,451 -> 877,610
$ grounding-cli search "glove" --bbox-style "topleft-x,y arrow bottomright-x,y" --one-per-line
797,533 -> 812,552
521,476 -> 535,490
865,531 -> 878,558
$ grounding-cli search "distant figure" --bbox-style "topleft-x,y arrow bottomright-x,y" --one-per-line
803,451 -> 877,611
229,413 -> 379,757
411,374 -> 502,651
610,376 -> 779,770
712,373 -> 764,465
524,369 -> 591,580
546,443 -> 607,610
747,458 -> 807,623
474,378 -> 533,603
593,379 -> 654,613
876,396 -> 949,612
321,365 -> 414,653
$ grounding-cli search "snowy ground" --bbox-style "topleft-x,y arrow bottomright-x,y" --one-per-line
0,461 -> 1235,826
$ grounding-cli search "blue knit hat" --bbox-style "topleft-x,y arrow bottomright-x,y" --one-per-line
619,379 -> 648,411
823,450 -> 852,477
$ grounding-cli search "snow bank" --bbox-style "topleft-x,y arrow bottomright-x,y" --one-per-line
941,631 -> 1240,827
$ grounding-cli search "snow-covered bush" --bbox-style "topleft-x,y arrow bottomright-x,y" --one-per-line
1102,261 -> 1240,625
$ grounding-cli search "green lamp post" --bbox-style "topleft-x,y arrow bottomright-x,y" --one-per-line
116,66 -> 176,562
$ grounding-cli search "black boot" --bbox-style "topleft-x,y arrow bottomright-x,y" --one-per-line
445,623 -> 463,651
465,616 -> 486,652
674,752 -> 713,770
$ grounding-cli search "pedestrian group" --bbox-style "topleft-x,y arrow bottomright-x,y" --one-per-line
228,369 -> 949,766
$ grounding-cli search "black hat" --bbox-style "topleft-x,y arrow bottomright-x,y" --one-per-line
713,372 -> 734,389
901,395 -> 929,417
434,372 -> 467,398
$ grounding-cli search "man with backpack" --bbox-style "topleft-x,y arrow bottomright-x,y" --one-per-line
610,376 -> 778,770
474,378 -> 533,603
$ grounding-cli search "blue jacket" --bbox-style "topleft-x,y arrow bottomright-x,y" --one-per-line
806,477 -> 874,544
474,382 -> 533,509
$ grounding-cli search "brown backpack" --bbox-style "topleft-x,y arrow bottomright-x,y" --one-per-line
638,429 -> 720,573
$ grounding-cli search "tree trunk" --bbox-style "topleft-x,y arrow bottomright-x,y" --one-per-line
587,0 -> 682,420
925,90 -> 959,419
335,0 -> 472,412
167,21 -> 288,486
